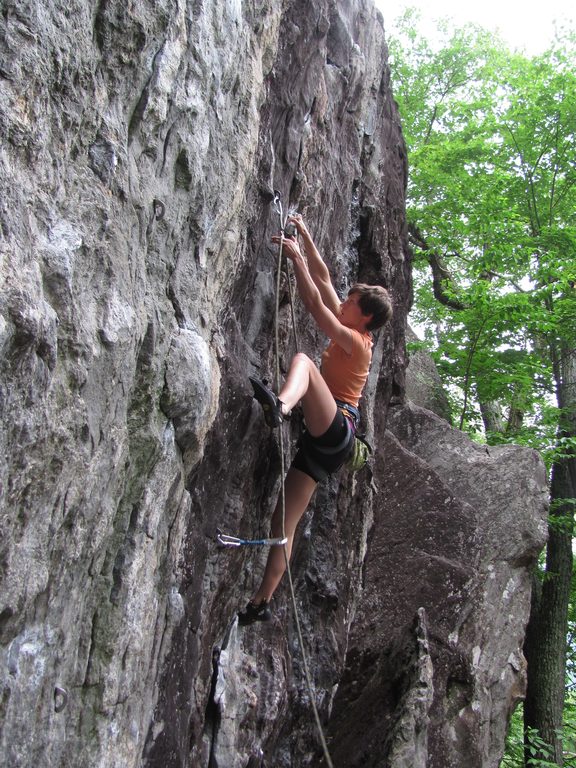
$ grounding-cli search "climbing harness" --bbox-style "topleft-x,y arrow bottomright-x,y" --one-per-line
217,529 -> 287,548
335,399 -> 360,427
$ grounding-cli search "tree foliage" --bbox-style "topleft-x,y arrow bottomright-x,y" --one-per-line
389,12 -> 576,435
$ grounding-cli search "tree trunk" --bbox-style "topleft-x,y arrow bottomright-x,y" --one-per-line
524,342 -> 576,765
479,399 -> 505,437
506,406 -> 524,435
524,468 -> 573,764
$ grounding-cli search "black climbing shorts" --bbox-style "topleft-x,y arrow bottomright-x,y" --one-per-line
292,408 -> 355,483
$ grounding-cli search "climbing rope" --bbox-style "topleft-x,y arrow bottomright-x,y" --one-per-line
272,193 -> 334,768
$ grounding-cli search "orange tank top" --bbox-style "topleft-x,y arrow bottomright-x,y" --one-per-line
321,330 -> 373,408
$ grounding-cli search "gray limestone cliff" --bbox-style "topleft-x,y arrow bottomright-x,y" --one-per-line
0,1 -> 548,767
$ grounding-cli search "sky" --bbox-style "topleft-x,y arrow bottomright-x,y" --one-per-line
376,0 -> 575,54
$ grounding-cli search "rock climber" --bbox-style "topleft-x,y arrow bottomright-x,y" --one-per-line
238,214 -> 393,625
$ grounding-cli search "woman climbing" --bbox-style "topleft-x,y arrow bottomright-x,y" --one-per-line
238,214 -> 393,625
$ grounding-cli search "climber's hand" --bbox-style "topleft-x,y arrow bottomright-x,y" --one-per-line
271,233 -> 301,261
287,214 -> 308,237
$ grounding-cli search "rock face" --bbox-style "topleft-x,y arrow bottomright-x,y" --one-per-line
405,326 -> 452,422
329,403 -> 548,768
0,2 -> 547,768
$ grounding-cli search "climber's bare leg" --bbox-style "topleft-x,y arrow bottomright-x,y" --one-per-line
278,352 -> 337,436
250,467 -> 317,604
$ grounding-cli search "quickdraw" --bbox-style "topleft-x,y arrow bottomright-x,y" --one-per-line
273,190 -> 298,238
216,529 -> 287,548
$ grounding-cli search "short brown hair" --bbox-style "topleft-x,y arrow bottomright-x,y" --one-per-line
349,283 -> 393,331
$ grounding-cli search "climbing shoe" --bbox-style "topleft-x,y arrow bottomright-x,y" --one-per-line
249,376 -> 285,428
238,600 -> 272,626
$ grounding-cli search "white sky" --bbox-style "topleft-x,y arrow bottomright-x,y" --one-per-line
376,0 -> 575,54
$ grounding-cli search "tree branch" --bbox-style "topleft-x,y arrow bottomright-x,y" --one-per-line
409,224 -> 467,310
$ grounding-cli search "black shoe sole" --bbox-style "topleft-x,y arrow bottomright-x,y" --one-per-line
249,377 -> 283,428
238,602 -> 272,626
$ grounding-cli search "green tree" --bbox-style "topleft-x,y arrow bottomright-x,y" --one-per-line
388,12 -> 576,764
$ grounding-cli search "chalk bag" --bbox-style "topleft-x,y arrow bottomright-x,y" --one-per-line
346,435 -> 373,472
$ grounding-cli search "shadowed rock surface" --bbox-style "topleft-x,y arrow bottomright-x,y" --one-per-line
0,1 -> 547,767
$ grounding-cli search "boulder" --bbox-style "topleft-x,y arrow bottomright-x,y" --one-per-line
405,326 -> 452,422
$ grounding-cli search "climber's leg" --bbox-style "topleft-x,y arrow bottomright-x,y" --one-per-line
251,353 -> 337,436
238,467 -> 316,623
